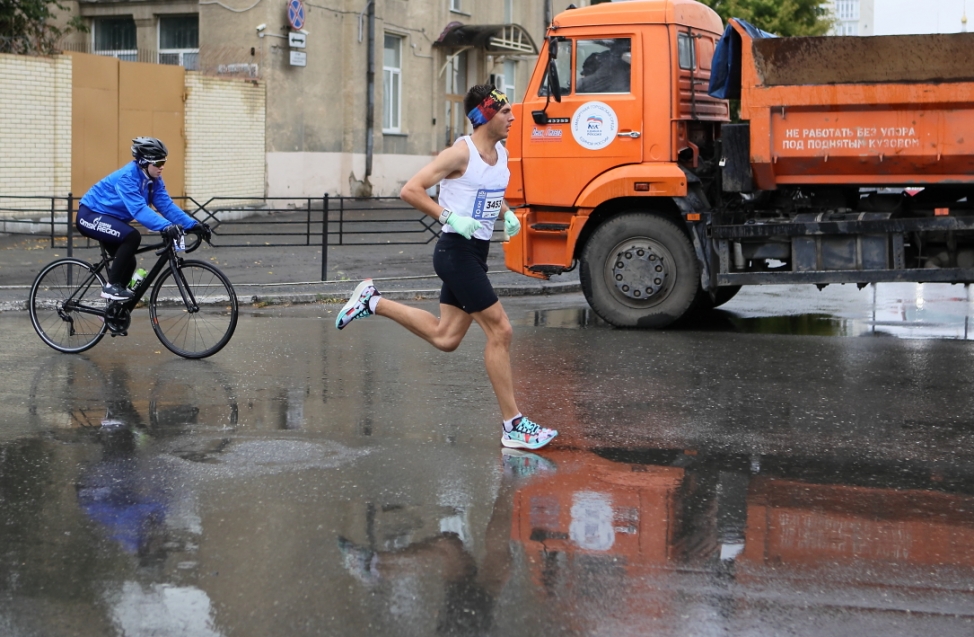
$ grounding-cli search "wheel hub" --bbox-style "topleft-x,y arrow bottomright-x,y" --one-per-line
611,243 -> 668,300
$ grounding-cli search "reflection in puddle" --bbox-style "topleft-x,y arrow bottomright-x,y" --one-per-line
107,582 -> 222,637
520,298 -> 974,339
503,447 -> 974,632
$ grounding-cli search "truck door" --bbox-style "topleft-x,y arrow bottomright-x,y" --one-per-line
521,35 -> 643,208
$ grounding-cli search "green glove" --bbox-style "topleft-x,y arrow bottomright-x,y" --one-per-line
446,212 -> 482,240
504,210 -> 521,237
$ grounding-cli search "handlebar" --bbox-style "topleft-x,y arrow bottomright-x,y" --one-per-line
143,227 -> 208,257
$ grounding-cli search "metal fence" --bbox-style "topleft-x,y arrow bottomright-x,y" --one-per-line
0,194 -> 499,281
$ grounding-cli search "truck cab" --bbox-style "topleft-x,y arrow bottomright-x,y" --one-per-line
504,0 -> 974,328
504,0 -> 728,326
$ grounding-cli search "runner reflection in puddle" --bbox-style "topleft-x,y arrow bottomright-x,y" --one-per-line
338,449 -> 556,633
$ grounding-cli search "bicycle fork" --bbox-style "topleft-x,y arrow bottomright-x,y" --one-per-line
169,256 -> 200,313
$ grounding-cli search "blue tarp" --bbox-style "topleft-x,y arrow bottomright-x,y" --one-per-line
708,19 -> 776,100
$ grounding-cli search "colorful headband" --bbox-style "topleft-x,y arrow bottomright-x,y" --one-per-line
466,89 -> 509,128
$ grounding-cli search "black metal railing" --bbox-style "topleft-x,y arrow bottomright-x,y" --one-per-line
0,194 -> 502,280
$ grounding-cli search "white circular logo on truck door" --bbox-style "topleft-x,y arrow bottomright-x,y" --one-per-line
571,101 -> 618,150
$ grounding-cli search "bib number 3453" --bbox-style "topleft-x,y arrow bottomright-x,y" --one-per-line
472,189 -> 505,220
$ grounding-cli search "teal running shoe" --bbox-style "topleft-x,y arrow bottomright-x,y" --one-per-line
501,416 -> 558,450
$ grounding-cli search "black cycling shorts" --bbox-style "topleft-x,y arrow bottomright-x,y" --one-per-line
76,205 -> 138,247
433,232 -> 498,314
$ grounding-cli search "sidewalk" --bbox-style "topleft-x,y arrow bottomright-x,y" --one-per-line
0,233 -> 580,311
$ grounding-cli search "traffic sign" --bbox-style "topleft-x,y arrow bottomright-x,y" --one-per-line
287,0 -> 305,30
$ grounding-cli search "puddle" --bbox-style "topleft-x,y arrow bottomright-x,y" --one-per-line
509,283 -> 974,339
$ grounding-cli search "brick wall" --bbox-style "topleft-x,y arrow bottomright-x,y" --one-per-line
0,53 -> 72,207
184,73 -> 265,203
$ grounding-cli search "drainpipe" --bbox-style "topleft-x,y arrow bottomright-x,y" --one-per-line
365,0 -> 375,179
544,0 -> 552,28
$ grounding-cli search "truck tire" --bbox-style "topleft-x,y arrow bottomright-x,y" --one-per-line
693,284 -> 742,311
580,213 -> 701,328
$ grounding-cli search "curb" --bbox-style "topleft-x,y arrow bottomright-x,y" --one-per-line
249,281 -> 582,306
1,282 -> 582,312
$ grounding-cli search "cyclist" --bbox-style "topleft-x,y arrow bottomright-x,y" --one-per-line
76,137 -> 210,301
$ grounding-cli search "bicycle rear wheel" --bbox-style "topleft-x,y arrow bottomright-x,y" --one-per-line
149,260 -> 238,359
29,258 -> 108,353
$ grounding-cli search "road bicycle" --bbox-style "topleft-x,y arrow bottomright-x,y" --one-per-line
29,230 -> 238,359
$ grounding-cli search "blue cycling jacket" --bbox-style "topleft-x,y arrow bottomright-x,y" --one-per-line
79,161 -> 198,232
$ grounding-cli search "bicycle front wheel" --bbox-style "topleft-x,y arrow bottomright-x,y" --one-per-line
29,258 -> 108,353
149,260 -> 238,359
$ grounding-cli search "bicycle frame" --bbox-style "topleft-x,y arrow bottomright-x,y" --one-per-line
66,233 -> 206,322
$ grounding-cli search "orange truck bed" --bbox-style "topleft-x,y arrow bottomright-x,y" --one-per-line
733,20 -> 974,189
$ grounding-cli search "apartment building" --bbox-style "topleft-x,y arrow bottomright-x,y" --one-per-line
56,0 -> 550,197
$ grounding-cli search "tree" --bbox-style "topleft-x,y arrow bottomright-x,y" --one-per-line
0,0 -> 85,54
699,0 -> 834,37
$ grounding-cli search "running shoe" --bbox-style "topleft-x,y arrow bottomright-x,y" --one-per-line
101,282 -> 134,301
501,416 -> 558,450
502,448 -> 557,478
335,279 -> 380,330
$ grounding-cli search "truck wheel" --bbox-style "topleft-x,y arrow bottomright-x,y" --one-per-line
580,213 -> 701,328
693,284 -> 743,311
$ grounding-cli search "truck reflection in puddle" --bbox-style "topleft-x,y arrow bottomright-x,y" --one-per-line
509,447 -> 974,631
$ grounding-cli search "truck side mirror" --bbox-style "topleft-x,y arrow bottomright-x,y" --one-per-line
548,59 -> 562,103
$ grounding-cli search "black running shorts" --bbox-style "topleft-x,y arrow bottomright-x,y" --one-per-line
433,233 -> 498,314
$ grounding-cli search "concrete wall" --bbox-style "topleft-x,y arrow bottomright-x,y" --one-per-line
184,73 -> 266,200
0,53 -> 73,204
266,151 -> 430,198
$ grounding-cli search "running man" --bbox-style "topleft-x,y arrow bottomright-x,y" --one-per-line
335,84 -> 557,451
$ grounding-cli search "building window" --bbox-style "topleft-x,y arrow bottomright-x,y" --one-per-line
93,17 -> 137,61
383,34 -> 403,132
445,50 -> 467,96
444,50 -> 468,146
450,0 -> 462,13
835,0 -> 859,20
504,0 -> 513,23
159,16 -> 199,70
502,60 -> 517,101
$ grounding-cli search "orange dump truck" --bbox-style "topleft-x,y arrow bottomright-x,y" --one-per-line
503,0 -> 974,327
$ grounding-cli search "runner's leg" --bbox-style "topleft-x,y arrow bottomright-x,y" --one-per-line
374,299 -> 472,352
469,301 -> 519,420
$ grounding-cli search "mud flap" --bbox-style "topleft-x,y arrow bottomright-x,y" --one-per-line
673,181 -> 717,296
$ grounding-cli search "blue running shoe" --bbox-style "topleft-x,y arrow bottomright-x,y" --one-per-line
501,416 -> 558,450
336,279 -> 380,330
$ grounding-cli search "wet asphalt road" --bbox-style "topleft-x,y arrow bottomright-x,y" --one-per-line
4,284 -> 974,636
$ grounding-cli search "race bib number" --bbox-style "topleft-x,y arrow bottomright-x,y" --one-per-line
472,189 -> 505,221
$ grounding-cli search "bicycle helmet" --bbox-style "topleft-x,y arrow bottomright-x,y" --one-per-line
131,137 -> 168,162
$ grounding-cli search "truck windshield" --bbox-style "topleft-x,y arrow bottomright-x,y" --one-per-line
539,38 -> 573,97
577,38 -> 631,94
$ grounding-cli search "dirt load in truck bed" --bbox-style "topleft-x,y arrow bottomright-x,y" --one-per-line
753,32 -> 974,86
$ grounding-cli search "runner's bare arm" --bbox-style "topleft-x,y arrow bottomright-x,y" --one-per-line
400,143 -> 470,219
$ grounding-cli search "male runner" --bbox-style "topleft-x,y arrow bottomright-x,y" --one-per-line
335,84 -> 557,451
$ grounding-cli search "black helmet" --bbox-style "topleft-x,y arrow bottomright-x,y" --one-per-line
131,137 -> 168,162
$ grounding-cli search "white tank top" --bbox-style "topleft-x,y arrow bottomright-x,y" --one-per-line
439,136 -> 510,241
